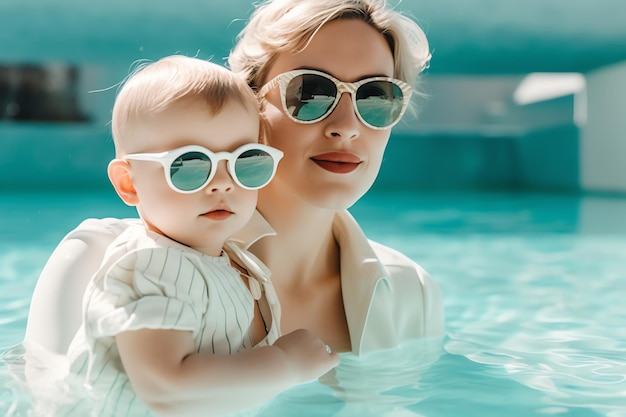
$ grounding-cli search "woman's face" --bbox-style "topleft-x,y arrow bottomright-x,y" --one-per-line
260,18 -> 395,210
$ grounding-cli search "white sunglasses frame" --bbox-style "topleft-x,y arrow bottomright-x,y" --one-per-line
122,143 -> 283,193
258,69 -> 413,130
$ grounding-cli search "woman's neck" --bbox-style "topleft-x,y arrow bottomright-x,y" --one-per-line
253,185 -> 351,351
252,190 -> 340,288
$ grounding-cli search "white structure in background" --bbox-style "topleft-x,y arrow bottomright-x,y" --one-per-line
513,72 -> 587,126
581,61 -> 626,193
513,69 -> 626,194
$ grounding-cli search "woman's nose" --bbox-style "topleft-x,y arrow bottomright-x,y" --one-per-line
324,93 -> 361,141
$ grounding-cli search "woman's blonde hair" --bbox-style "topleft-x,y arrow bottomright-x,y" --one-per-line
228,0 -> 431,91
112,55 -> 259,154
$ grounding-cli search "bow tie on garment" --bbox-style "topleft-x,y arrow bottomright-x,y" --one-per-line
223,241 -> 270,300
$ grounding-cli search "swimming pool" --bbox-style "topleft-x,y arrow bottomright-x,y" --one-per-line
2,189 -> 626,416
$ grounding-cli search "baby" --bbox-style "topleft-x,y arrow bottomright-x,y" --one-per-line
62,55 -> 337,417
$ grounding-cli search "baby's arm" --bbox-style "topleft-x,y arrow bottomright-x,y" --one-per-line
116,327 -> 338,417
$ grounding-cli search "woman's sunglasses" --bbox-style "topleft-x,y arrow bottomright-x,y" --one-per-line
123,143 -> 283,193
258,69 -> 413,130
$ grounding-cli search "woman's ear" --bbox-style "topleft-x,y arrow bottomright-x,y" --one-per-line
108,159 -> 139,206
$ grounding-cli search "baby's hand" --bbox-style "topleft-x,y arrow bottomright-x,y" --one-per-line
273,329 -> 340,384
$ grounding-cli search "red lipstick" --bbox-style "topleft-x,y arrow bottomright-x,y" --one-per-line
311,152 -> 362,174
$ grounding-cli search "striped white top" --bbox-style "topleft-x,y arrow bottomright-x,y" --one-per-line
63,224 -> 280,417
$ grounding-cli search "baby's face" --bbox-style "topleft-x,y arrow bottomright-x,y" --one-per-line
126,99 -> 260,256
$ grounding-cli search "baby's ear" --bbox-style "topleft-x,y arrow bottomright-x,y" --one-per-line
108,159 -> 139,206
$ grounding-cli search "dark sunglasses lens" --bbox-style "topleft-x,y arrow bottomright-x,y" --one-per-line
285,74 -> 337,121
170,152 -> 212,191
234,149 -> 276,189
356,81 -> 405,128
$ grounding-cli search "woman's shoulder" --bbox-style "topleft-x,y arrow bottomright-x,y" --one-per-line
335,210 -> 441,305
367,238 -> 441,312
366,238 -> 445,339
367,239 -> 430,281
66,217 -> 141,241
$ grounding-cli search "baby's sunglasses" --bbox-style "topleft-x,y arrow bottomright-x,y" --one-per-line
123,143 -> 283,193
258,69 -> 413,130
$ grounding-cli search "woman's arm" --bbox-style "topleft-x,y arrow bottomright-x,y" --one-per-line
24,218 -> 134,355
116,328 -> 339,417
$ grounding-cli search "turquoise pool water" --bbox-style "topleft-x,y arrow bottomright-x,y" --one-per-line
1,190 -> 626,416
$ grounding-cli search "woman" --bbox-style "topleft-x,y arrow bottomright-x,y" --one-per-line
25,0 -> 444,359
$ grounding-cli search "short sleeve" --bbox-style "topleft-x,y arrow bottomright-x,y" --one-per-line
84,247 -> 208,339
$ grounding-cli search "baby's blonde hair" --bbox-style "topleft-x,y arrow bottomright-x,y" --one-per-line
228,0 -> 430,92
112,55 -> 259,155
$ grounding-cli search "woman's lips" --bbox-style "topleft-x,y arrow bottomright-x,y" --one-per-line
311,152 -> 362,174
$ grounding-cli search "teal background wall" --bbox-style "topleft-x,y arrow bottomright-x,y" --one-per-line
1,0 -> 625,193
378,125 -> 579,192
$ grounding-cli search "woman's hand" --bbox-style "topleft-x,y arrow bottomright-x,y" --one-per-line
273,329 -> 340,384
